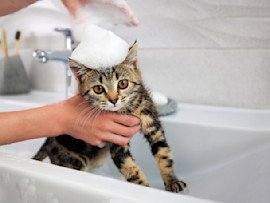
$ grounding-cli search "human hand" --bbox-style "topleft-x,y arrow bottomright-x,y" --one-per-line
57,95 -> 141,146
62,0 -> 139,26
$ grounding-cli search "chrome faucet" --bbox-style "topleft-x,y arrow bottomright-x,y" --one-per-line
33,28 -> 75,98
54,28 -> 74,52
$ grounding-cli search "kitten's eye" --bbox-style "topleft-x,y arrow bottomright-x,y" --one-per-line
118,80 -> 129,89
93,85 -> 104,94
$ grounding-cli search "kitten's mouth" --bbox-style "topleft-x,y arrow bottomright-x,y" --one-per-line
101,104 -> 123,112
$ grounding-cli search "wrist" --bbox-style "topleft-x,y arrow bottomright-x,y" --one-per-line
53,95 -> 82,136
45,102 -> 67,136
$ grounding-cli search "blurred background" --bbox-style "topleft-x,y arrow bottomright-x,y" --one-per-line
0,0 -> 269,109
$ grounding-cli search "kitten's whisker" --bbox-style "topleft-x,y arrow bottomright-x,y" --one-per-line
75,107 -> 92,127
87,107 -> 103,131
91,108 -> 102,128
79,105 -> 95,118
75,105 -> 96,127
75,109 -> 95,127
82,107 -> 98,127
83,106 -> 100,129
75,102 -> 96,123
76,100 -> 90,109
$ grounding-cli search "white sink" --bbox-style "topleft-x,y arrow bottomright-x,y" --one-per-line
0,91 -> 269,203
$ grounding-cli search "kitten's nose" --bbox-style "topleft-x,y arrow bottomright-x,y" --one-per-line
109,98 -> 118,104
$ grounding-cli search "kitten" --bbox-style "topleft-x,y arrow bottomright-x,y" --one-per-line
33,42 -> 186,193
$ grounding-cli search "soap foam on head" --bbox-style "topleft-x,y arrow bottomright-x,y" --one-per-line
70,25 -> 129,70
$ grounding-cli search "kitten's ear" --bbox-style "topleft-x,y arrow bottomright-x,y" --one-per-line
123,41 -> 137,68
69,59 -> 87,82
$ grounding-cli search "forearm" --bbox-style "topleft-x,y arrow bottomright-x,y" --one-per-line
0,0 -> 38,16
0,95 -> 140,146
0,103 -> 62,145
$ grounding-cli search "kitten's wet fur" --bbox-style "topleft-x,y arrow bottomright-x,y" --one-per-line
33,42 -> 186,192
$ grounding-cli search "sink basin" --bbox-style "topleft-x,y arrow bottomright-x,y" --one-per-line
0,91 -> 269,203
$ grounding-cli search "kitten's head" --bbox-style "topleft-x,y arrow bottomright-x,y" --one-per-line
69,41 -> 141,112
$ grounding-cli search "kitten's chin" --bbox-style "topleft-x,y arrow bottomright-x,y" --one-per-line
100,105 -> 123,112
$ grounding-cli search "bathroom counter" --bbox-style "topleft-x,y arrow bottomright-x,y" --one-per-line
165,103 -> 270,131
0,90 -> 65,112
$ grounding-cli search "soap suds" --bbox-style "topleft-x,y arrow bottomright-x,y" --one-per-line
152,91 -> 169,106
70,25 -> 129,70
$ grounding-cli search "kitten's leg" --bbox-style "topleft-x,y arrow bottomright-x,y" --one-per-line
110,144 -> 150,187
140,112 -> 186,193
49,149 -> 88,171
33,138 -> 51,161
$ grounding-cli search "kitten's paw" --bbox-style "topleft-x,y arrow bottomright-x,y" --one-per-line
132,180 -> 150,187
139,181 -> 150,187
165,180 -> 187,193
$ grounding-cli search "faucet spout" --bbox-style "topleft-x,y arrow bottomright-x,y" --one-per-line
33,28 -> 76,99
33,50 -> 71,63
54,28 -> 75,51
33,49 -> 72,98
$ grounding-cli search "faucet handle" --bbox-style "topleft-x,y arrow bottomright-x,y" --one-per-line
54,28 -> 74,51
33,49 -> 48,63
54,28 -> 72,36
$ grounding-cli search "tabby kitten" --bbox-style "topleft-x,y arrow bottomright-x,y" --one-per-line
33,42 -> 186,193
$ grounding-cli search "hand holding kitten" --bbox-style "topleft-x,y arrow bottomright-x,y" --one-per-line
57,94 -> 141,146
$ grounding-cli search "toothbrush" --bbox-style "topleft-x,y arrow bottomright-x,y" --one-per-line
0,40 -> 4,55
1,29 -> 8,57
14,31 -> 22,55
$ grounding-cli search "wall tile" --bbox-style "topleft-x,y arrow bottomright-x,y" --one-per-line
111,0 -> 270,48
139,49 -> 270,109
18,49 -> 66,93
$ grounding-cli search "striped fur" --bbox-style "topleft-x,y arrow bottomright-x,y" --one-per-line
33,42 -> 186,192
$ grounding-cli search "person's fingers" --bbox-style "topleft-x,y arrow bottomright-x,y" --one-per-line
117,3 -> 139,26
109,123 -> 140,137
83,136 -> 104,146
111,114 -> 141,127
100,132 -> 131,146
62,0 -> 78,16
